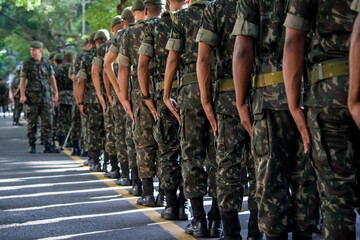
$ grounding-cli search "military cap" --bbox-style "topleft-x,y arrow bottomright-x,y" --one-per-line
65,51 -> 74,57
144,0 -> 165,5
54,53 -> 64,61
110,15 -> 122,28
132,0 -> 145,11
89,31 -> 97,43
49,52 -> 57,59
94,29 -> 110,41
30,41 -> 44,49
121,7 -> 134,19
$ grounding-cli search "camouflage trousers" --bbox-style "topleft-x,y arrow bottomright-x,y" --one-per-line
131,89 -> 158,179
71,102 -> 82,141
87,103 -> 105,152
56,104 -> 72,137
81,114 -> 89,152
242,140 -> 257,211
252,109 -> 319,234
112,94 -> 128,164
13,97 -> 23,120
154,96 -> 181,191
26,101 -> 54,145
104,100 -> 116,155
215,113 -> 249,212
307,106 -> 360,240
53,107 -> 58,139
126,111 -> 137,169
180,106 -> 217,199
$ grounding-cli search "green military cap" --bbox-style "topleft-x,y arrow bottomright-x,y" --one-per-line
121,7 -> 134,19
110,15 -> 122,28
49,52 -> 57,59
94,29 -> 110,41
54,53 -> 64,61
89,31 -> 97,43
65,51 -> 74,57
30,41 -> 44,49
132,0 -> 145,11
143,0 -> 165,5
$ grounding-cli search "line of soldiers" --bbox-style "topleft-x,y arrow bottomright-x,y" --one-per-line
19,0 -> 360,239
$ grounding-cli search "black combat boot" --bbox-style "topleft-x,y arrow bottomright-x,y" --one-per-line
58,135 -> 65,148
247,210 -> 263,240
129,167 -> 142,196
161,189 -> 178,220
104,155 -> 120,178
71,140 -> 81,156
116,161 -> 131,186
265,233 -> 288,240
292,231 -> 313,240
155,182 -> 165,207
90,151 -> 101,172
186,196 -> 208,238
220,211 -> 241,240
44,139 -> 60,153
208,198 -> 222,238
28,144 -> 36,153
178,187 -> 189,220
101,152 -> 109,172
137,178 -> 155,206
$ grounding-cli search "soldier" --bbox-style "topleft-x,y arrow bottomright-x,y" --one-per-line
196,0 -> 260,239
118,0 -> 164,207
19,41 -> 60,154
11,70 -> 23,125
282,0 -> 359,239
92,28 -> 118,175
49,52 -> 56,66
0,78 -> 8,118
138,0 -> 188,220
163,0 -> 221,238
54,53 -> 73,147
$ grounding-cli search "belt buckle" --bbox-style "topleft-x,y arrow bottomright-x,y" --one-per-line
317,63 -> 323,80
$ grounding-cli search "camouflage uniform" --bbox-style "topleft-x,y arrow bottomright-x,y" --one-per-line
20,57 -> 55,146
93,40 -> 117,156
284,0 -> 359,239
78,48 -> 105,152
118,19 -> 158,180
166,0 -> 217,200
233,0 -> 321,236
139,11 -> 181,191
68,63 -> 81,142
11,75 -> 23,121
54,63 -> 73,138
0,81 -> 8,115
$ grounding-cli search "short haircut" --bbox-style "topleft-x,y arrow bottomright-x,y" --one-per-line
145,4 -> 164,15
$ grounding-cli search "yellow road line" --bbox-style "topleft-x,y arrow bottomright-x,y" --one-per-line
62,148 -> 195,240
20,117 -> 28,125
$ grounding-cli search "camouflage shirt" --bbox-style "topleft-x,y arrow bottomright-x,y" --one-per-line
232,0 -> 288,113
109,25 -> 133,55
352,0 -> 360,12
284,0 -> 356,108
197,0 -> 238,116
20,57 -> 54,101
118,19 -> 155,89
55,64 -> 73,105
72,50 -> 89,81
11,76 -> 20,98
78,48 -> 103,104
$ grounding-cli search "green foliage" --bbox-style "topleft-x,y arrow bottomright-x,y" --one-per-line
86,0 -> 122,31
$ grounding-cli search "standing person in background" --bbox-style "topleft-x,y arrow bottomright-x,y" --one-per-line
11,70 -> 23,126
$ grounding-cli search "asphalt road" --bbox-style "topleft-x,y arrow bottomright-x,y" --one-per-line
0,115 -> 359,240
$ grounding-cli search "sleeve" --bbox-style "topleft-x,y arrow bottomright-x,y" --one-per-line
109,36 -> 120,54
166,12 -> 185,52
231,0 -> 259,39
138,22 -> 155,57
20,61 -> 28,78
118,30 -> 131,66
351,0 -> 360,12
77,59 -> 88,80
92,46 -> 104,68
196,2 -> 219,47
283,0 -> 315,32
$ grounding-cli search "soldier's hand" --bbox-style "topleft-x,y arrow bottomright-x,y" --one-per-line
202,102 -> 218,136
145,99 -> 157,121
121,99 -> 134,122
79,104 -> 88,118
290,107 -> 310,154
237,104 -> 253,137
53,94 -> 58,108
99,95 -> 106,113
164,98 -> 180,125
107,94 -> 113,106
20,95 -> 26,104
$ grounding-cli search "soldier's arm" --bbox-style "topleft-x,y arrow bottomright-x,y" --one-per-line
103,71 -> 113,106
104,50 -> 121,96
19,77 -> 26,104
49,75 -> 59,107
118,65 -> 133,121
91,63 -> 106,112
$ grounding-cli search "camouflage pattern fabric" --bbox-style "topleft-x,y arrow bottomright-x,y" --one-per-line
11,76 -> 23,119
71,100 -> 81,141
81,114 -> 89,152
242,141 -> 257,211
197,0 -> 251,212
87,103 -> 105,152
284,1 -> 359,238
20,57 -> 55,144
126,111 -> 137,169
56,104 -> 72,137
104,100 -> 116,155
119,20 -> 158,179
140,12 -> 182,191
234,0 -> 320,235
